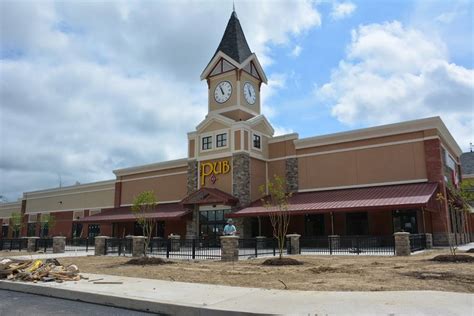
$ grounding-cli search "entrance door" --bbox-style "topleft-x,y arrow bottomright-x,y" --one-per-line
199,209 -> 231,240
88,224 -> 100,238
392,210 -> 418,234
346,212 -> 368,235
305,214 -> 325,236
1,225 -> 7,238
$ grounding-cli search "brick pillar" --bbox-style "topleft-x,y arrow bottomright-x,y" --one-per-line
53,236 -> 66,253
220,236 -> 239,261
27,237 -> 39,252
169,234 -> 181,251
94,236 -> 109,256
425,233 -> 433,249
394,232 -> 410,256
132,236 -> 146,257
286,234 -> 300,255
328,235 -> 340,250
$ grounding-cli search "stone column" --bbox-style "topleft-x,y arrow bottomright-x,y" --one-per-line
394,232 -> 410,256
220,235 -> 239,261
425,233 -> 433,249
168,234 -> 181,251
53,236 -> 66,253
132,236 -> 146,257
94,236 -> 109,256
27,237 -> 39,252
286,234 -> 301,255
328,235 -> 340,250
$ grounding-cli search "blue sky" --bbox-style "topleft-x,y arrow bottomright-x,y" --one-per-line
0,0 -> 473,201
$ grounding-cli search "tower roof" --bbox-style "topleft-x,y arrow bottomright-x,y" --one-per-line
213,11 -> 252,64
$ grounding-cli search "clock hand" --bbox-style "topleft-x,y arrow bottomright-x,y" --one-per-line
220,86 -> 224,95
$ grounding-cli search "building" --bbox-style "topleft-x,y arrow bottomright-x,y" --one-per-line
0,11 -> 472,246
461,151 -> 474,240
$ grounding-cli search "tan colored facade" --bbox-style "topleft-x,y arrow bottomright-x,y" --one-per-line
0,201 -> 21,219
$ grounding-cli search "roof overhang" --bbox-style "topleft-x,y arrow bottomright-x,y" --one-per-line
181,187 -> 238,206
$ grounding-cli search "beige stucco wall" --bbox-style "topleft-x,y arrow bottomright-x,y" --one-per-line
267,160 -> 285,182
209,72 -> 238,112
298,141 -> 427,190
0,201 -> 21,219
269,139 -> 296,159
200,121 -> 229,134
120,173 -> 188,205
25,181 -> 115,214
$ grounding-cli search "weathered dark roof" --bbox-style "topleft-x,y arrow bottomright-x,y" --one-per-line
212,11 -> 252,64
461,152 -> 474,175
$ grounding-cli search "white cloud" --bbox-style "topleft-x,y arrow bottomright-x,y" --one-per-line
290,45 -> 302,57
331,1 -> 356,20
261,73 -> 287,118
273,125 -> 294,136
317,21 -> 473,150
0,1 -> 321,200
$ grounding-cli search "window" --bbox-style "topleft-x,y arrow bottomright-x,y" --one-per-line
253,134 -> 261,149
199,209 -> 232,242
2,225 -> 8,238
27,223 -> 37,237
88,224 -> 100,238
202,136 -> 212,150
216,133 -> 227,148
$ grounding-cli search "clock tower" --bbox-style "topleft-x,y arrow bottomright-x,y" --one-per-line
200,10 -> 267,121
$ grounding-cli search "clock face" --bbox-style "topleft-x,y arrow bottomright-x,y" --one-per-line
243,82 -> 256,105
214,81 -> 232,104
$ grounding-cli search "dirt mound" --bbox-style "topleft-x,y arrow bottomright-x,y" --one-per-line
430,254 -> 474,263
125,257 -> 173,265
465,248 -> 474,253
262,257 -> 303,266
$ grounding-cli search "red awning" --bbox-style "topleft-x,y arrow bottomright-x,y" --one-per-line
230,182 -> 439,218
79,203 -> 191,223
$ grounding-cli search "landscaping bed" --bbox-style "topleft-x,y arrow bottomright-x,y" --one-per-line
57,249 -> 474,293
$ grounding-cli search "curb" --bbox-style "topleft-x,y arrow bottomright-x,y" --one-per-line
0,280 -> 268,316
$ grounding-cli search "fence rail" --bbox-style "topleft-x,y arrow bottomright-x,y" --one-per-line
238,238 -> 277,258
409,234 -> 426,252
148,238 -> 221,259
0,238 -> 28,251
104,238 -> 133,256
300,235 -> 395,255
66,238 -> 94,252
35,238 -> 53,252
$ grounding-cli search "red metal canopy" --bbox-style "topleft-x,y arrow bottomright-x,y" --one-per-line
230,182 -> 439,218
79,203 -> 191,223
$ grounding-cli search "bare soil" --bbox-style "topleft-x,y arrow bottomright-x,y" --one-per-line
0,251 -> 36,257
58,249 -> 474,293
262,257 -> 303,266
430,254 -> 474,263
125,257 -> 173,265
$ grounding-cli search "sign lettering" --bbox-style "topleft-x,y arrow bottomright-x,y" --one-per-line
200,160 -> 230,185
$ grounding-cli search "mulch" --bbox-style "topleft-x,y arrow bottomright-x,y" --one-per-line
262,257 -> 303,266
430,254 -> 474,263
124,257 -> 174,265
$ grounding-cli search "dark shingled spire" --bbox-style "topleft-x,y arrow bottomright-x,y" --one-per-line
213,11 -> 252,63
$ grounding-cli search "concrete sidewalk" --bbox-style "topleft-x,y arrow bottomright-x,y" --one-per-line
0,273 -> 472,316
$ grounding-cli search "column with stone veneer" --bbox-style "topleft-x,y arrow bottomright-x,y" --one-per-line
132,236 -> 146,257
394,232 -> 411,256
27,237 -> 39,252
425,233 -> 433,249
286,234 -> 300,255
169,234 -> 181,251
94,236 -> 109,256
220,235 -> 239,261
53,236 -> 66,253
328,235 -> 340,251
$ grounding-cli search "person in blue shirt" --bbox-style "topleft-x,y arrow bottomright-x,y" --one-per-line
223,219 -> 237,236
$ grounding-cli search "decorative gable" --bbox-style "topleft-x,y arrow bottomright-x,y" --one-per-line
209,58 -> 237,77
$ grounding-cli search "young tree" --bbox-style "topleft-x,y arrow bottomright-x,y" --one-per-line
40,213 -> 56,237
131,191 -> 158,256
10,212 -> 23,238
259,175 -> 292,259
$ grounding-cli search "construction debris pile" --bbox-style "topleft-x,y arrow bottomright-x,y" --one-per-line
0,258 -> 80,283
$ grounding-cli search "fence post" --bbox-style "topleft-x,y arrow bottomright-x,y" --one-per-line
166,238 -> 171,258
254,238 -> 258,257
394,232 -> 410,256
86,238 -> 89,252
425,233 -> 433,249
328,235 -> 339,254
355,236 -> 360,255
192,238 -> 196,259
94,236 -> 108,256
53,236 -> 66,253
168,234 -> 181,251
286,234 -> 301,255
220,236 -> 239,261
131,236 -> 146,257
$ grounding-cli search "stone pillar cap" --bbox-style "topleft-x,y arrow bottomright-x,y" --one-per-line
286,234 -> 301,237
27,236 -> 40,239
394,232 -> 410,235
53,236 -> 66,239
328,235 -> 340,237
94,236 -> 110,239
220,235 -> 240,239
132,236 -> 146,239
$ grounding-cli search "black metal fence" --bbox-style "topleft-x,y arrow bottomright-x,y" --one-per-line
34,238 -> 53,252
238,238 -> 277,258
409,234 -> 426,252
65,237 -> 94,252
0,238 -> 28,251
148,238 -> 221,259
104,238 -> 133,256
300,235 -> 395,255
